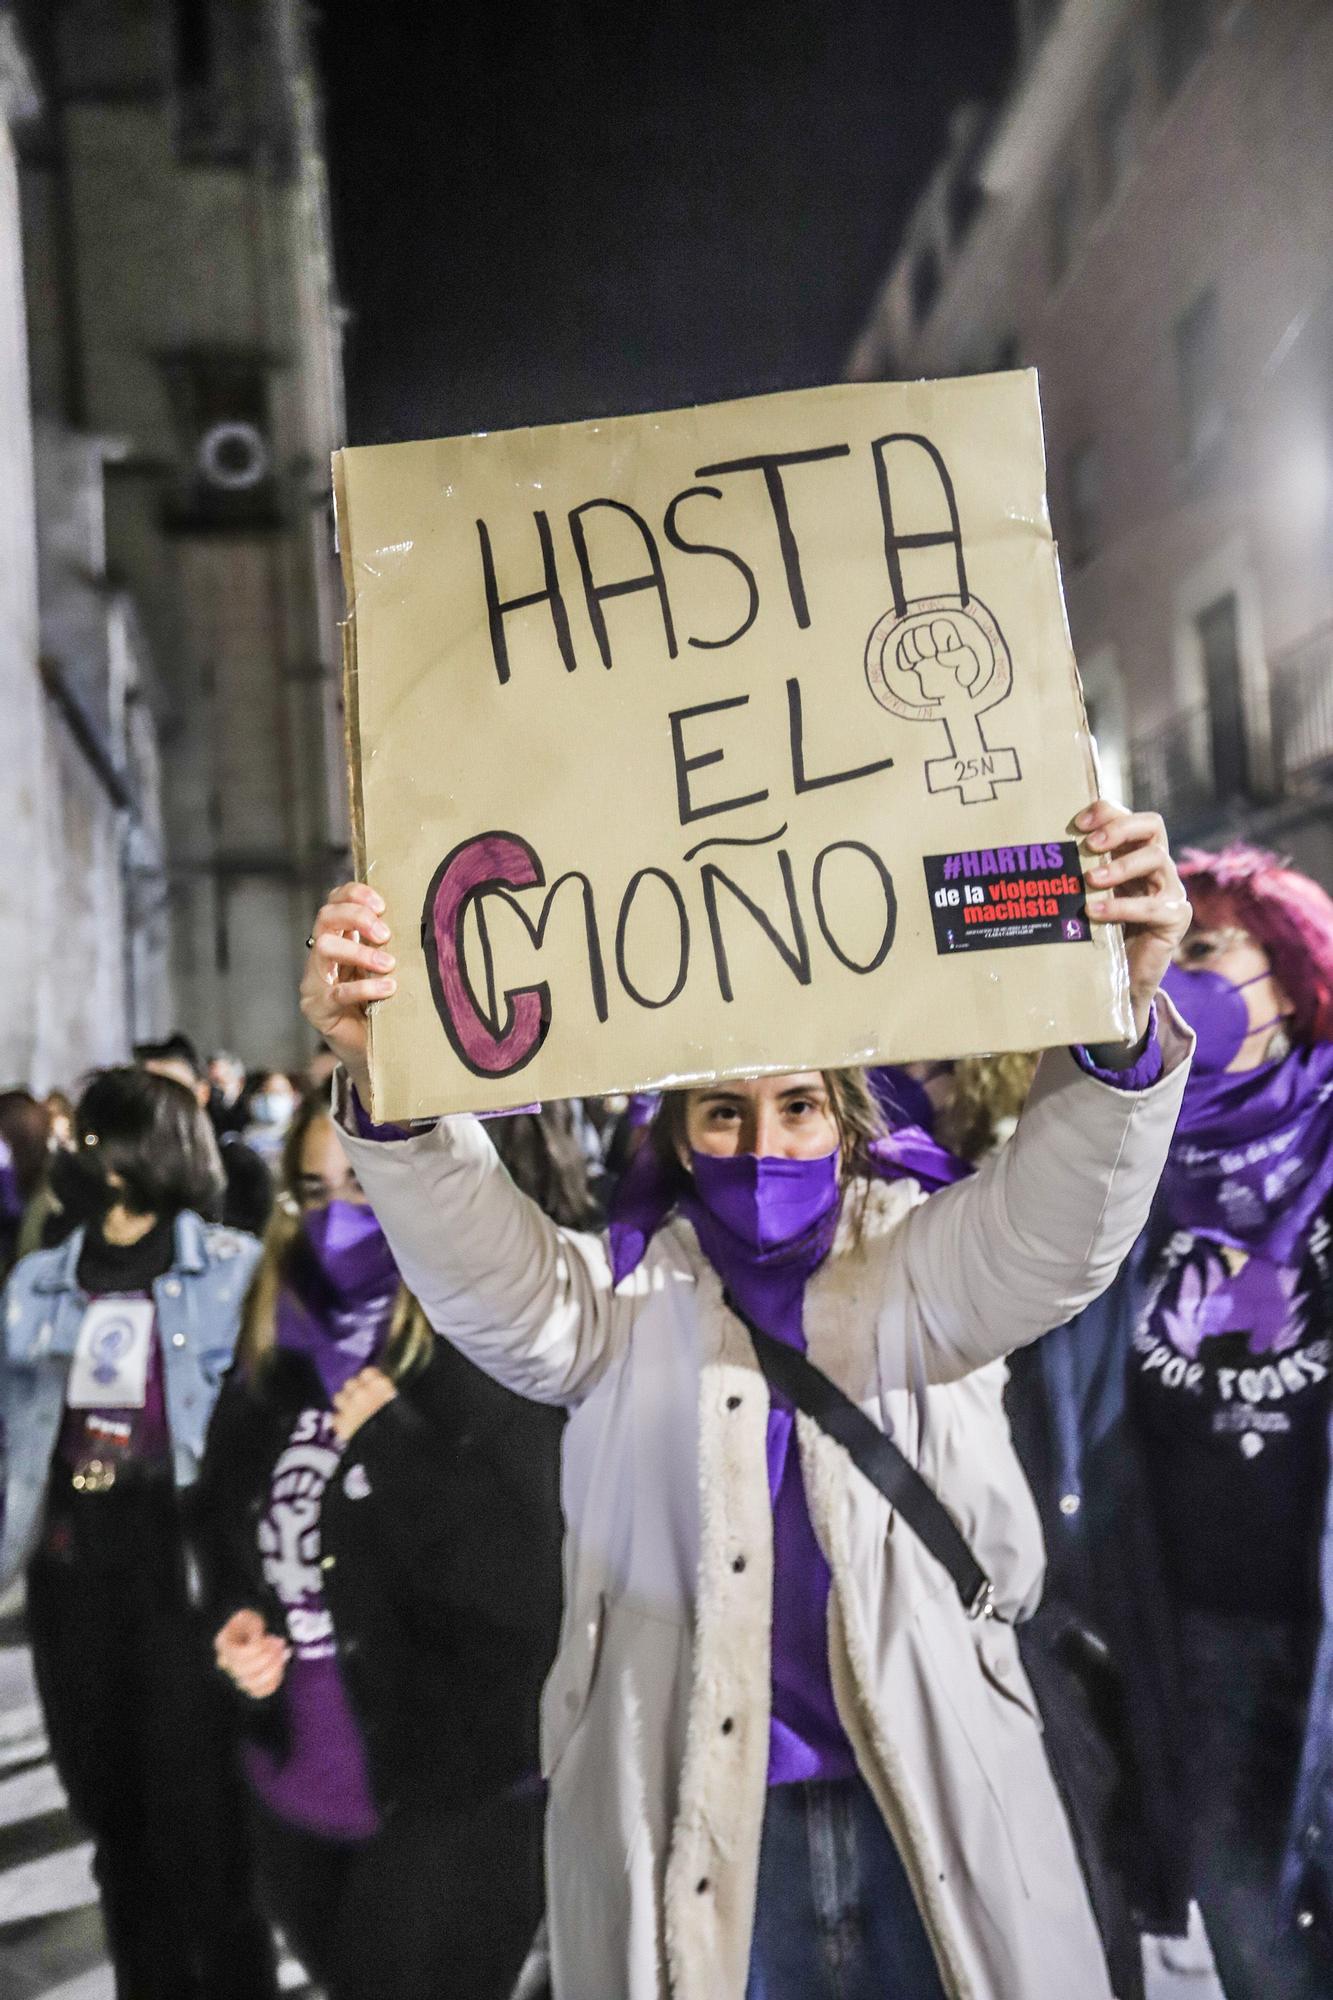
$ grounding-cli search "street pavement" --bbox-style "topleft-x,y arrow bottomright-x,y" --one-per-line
0,1614 -> 1221,2000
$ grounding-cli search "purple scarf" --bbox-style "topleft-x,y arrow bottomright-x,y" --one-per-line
276,1209 -> 401,1400
1160,1041 -> 1333,1266
608,1122 -> 970,1287
607,1121 -> 971,1785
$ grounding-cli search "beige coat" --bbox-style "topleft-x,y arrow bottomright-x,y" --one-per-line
339,1019 -> 1190,2000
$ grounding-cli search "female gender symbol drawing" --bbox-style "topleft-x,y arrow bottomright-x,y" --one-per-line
90,1315 -> 136,1388
865,593 -> 1020,805
861,432 -> 1021,805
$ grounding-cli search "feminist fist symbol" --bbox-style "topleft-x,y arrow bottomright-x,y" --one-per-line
864,594 -> 1021,804
895,613 -> 988,705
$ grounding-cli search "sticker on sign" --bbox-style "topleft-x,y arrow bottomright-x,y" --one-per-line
925,841 -> 1090,955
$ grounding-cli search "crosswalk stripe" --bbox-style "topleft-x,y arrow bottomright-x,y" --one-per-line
0,1758 -> 66,1830
27,1968 -> 113,2000
0,1834 -> 97,1926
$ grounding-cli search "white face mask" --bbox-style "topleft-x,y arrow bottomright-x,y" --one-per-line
250,1091 -> 295,1128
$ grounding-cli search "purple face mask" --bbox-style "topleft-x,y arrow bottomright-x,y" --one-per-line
300,1199 -> 399,1301
1162,962 -> 1282,1074
277,1201 -> 400,1399
688,1148 -> 841,1255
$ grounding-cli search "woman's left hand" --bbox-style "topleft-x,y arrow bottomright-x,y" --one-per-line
331,1366 -> 398,1443
1077,800 -> 1191,1038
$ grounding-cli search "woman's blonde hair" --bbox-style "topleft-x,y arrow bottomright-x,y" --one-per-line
236,1092 -> 432,1382
650,1067 -> 887,1243
937,1052 -> 1039,1164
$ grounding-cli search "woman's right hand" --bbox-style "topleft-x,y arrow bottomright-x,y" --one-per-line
215,1608 -> 290,1700
299,881 -> 397,1101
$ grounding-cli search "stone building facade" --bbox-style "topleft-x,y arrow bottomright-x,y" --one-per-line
11,0 -> 347,1082
849,0 -> 1333,881
0,12 -> 166,1091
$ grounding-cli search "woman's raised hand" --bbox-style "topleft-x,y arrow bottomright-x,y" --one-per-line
299,882 -> 397,1100
1078,800 -> 1191,1038
214,1607 -> 289,1701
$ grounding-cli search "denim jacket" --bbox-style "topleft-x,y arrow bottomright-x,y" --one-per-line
0,1211 -> 260,1590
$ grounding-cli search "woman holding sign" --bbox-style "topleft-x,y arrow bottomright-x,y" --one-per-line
0,1068 -> 277,2000
300,799 -> 1192,2000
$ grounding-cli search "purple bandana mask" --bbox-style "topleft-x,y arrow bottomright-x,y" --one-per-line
608,1121 -> 970,1286
688,1148 -> 841,1257
300,1200 -> 399,1298
276,1202 -> 400,1399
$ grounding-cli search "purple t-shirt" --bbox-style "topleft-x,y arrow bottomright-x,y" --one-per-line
242,1408 -> 381,1841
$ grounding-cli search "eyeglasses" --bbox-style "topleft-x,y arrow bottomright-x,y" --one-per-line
290,1172 -> 367,1208
1172,926 -> 1253,968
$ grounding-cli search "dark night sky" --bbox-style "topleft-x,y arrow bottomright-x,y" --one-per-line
319,1 -> 1015,446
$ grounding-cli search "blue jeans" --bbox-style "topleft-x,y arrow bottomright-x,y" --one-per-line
746,1775 -> 948,2000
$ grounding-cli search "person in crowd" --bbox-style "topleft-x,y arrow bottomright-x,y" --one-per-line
0,1088 -> 55,1272
488,1100 -> 606,1229
865,1060 -> 955,1137
240,1070 -> 302,1164
0,1068 -> 277,2000
44,1088 -> 75,1149
303,1045 -> 339,1097
299,800 -> 1192,2000
137,1033 -> 274,1235
12,1091 -> 79,1261
0,1130 -> 22,1274
935,1052 -> 1041,1164
208,1049 -> 248,1135
198,1090 -> 565,2000
1010,843 -> 1333,2000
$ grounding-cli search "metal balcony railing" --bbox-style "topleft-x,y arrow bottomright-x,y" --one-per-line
1128,619 -> 1333,828
1272,620 -> 1333,788
1129,701 -> 1217,825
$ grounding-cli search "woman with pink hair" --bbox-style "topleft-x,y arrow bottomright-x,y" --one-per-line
1014,842 -> 1333,2000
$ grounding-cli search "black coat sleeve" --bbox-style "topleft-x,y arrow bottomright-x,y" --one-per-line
190,1369 -> 286,1640
342,1342 -> 565,1641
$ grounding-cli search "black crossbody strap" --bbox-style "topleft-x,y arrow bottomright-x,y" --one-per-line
725,1292 -> 994,1619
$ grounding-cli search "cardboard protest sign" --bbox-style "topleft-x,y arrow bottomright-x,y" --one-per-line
334,373 -> 1132,1121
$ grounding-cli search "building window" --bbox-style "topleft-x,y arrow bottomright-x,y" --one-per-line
1048,169 -> 1080,289
911,247 -> 941,328
1066,441 -> 1102,566
1174,287 -> 1224,462
1097,43 -> 1137,203
1197,592 -> 1250,799
1156,0 -> 1211,102
158,351 -> 280,531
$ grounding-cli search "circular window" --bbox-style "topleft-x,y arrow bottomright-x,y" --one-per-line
197,419 -> 270,492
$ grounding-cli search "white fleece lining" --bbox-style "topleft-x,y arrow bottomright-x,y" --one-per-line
663,1261 -> 775,2000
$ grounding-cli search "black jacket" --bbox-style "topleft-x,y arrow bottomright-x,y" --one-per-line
192,1333 -> 565,1819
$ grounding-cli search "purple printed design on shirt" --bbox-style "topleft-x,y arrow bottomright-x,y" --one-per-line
1153,1239 -> 1307,1363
